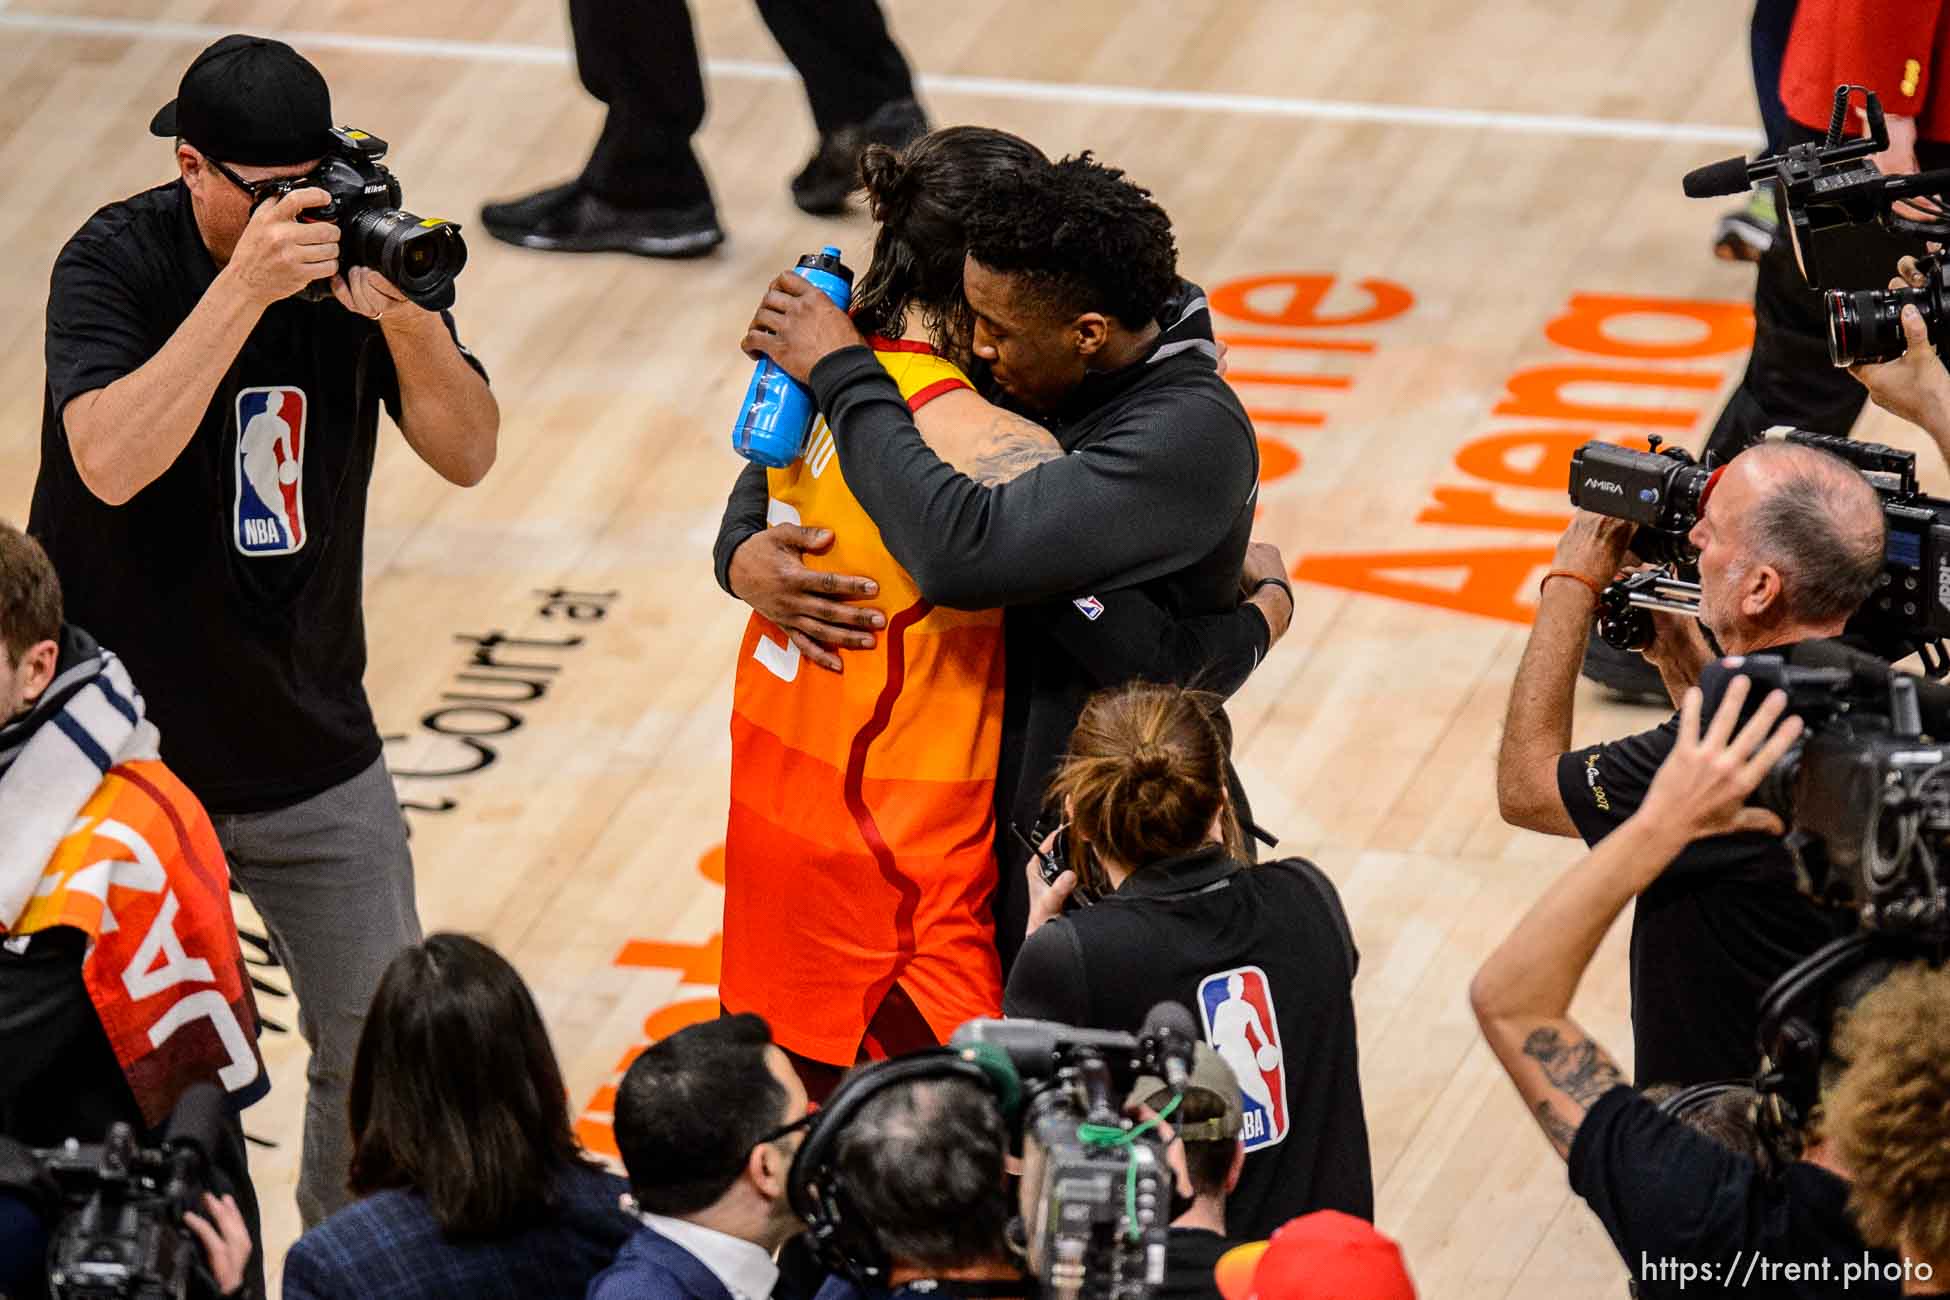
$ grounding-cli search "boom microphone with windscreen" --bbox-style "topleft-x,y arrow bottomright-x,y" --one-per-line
1682,154 -> 1763,199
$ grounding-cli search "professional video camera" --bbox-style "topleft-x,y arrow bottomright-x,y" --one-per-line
788,1004 -> 1198,1300
257,126 -> 468,311
1683,85 -> 1950,363
1702,649 -> 1950,939
1567,428 -> 1950,674
0,1085 -> 227,1300
952,1005 -> 1201,1300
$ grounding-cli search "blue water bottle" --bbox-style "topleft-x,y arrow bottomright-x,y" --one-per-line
732,246 -> 855,467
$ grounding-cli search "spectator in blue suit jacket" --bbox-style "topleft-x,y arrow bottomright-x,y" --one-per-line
283,934 -> 634,1299
588,1014 -> 812,1300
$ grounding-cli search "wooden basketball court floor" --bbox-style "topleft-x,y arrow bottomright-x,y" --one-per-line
5,2 -> 1942,1293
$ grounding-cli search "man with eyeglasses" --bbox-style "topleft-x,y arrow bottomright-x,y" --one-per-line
27,34 -> 498,1228
594,1014 -> 814,1300
1495,441 -> 1886,1087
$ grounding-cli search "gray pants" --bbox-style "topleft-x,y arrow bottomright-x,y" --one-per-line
215,756 -> 421,1228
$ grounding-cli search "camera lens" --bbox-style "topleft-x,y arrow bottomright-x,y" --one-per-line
1826,282 -> 1941,367
343,208 -> 468,310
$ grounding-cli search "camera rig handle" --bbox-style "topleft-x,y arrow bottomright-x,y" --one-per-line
1596,570 -> 1703,653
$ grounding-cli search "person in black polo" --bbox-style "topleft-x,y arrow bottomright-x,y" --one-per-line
1473,675 -> 1909,1298
28,34 -> 499,1227
733,153 -> 1272,974
1000,682 -> 1371,1241
1496,441 -> 1884,1086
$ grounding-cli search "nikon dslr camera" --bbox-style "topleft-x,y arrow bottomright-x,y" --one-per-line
257,126 -> 468,311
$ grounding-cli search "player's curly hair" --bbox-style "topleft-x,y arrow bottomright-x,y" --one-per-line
850,127 -> 1049,362
1826,961 -> 1950,1265
962,152 -> 1178,330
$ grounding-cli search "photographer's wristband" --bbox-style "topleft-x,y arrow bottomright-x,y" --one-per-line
1540,569 -> 1605,600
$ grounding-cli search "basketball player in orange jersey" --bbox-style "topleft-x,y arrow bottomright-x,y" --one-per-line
713,128 -> 1290,1095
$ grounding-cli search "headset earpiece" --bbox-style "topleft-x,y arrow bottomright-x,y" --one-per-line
786,1046 -> 1023,1286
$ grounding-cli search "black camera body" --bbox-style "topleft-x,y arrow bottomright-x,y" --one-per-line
42,1125 -> 201,1300
1567,437 -> 1710,567
260,127 -> 467,311
952,1012 -> 1198,1300
1569,430 -> 1950,671
0,1084 -> 230,1300
1702,652 -> 1950,939
1,1122 -> 208,1300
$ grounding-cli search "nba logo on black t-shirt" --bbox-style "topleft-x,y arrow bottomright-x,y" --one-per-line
234,386 -> 308,556
1197,965 -> 1289,1149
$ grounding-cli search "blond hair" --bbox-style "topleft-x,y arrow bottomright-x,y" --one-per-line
1827,961 -> 1950,1263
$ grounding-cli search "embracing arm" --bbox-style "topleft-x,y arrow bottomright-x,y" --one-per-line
714,460 -> 772,595
1027,543 -> 1293,697
810,348 -> 1253,608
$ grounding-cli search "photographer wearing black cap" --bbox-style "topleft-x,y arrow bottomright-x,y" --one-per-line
27,33 -> 498,1228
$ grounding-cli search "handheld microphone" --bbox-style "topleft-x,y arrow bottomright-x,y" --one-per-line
1139,1001 -> 1199,1095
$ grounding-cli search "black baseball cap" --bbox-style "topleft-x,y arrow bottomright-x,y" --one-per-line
149,34 -> 335,166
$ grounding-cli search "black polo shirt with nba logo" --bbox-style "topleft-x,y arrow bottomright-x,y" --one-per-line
1003,846 -> 1373,1239
30,179 -> 486,814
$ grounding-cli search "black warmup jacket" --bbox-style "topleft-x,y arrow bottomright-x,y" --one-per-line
714,286 -> 1262,971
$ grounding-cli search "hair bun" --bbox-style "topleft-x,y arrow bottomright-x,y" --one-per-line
1130,741 -> 1175,781
859,143 -> 908,222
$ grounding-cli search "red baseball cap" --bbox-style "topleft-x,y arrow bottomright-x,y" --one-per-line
1214,1212 -> 1417,1300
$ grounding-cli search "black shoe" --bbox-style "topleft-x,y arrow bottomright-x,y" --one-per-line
479,182 -> 724,258
789,97 -> 931,216
1579,627 -> 1669,707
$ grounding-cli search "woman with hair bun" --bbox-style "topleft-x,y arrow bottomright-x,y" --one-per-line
714,129 -> 1291,1100
1005,681 -> 1372,1240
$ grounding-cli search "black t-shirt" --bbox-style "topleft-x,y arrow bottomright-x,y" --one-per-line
1004,849 -> 1372,1239
1569,1085 -> 1900,1298
1556,709 -> 1848,1086
29,180 -> 486,813
1159,1228 -> 1234,1300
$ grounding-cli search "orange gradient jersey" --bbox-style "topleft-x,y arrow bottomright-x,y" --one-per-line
723,339 -> 1005,1064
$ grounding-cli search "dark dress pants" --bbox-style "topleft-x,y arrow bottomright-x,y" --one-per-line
569,0 -> 918,207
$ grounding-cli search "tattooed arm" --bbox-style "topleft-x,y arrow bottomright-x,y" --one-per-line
912,387 -> 1061,485
1471,679 -> 1803,1158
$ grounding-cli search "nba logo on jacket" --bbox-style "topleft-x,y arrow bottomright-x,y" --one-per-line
234,386 -> 307,556
1196,964 -> 1288,1149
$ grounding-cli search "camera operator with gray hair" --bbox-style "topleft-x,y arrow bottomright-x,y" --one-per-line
1474,676 -> 1915,1298
1496,440 -> 1885,1086
28,33 -> 498,1227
